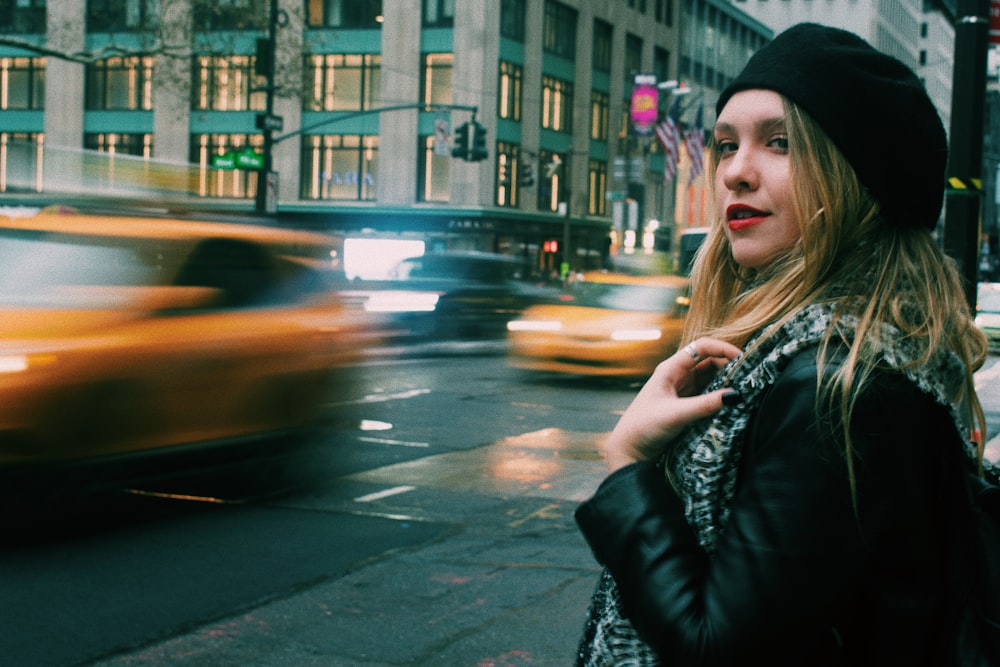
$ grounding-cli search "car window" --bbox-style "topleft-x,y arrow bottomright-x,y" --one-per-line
174,238 -> 284,309
391,255 -> 526,283
0,230 -> 158,307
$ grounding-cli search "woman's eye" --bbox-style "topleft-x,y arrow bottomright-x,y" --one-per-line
715,140 -> 737,155
768,136 -> 789,151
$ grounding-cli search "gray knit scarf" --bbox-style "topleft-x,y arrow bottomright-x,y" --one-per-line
575,302 -> 971,666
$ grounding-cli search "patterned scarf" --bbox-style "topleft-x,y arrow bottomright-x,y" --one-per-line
575,302 -> 971,666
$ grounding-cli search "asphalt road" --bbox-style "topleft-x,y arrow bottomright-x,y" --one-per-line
2,348 -> 998,667
1,351 -> 635,667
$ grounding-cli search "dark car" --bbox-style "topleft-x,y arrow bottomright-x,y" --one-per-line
354,251 -> 563,341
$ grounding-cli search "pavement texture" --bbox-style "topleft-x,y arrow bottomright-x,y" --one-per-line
88,354 -> 1000,667
89,429 -> 610,667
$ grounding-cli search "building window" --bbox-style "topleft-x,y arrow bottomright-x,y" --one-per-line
86,0 -> 157,32
418,134 -> 449,202
301,134 -> 378,201
543,1 -> 577,59
496,141 -> 520,208
625,34 -> 642,78
0,0 -> 45,33
590,90 -> 609,141
86,57 -> 154,110
83,133 -> 155,192
192,0 -> 267,31
306,0 -> 383,28
588,159 -> 606,216
501,0 -> 526,41
192,55 -> 265,111
191,133 -> 263,198
423,53 -> 453,106
303,54 -> 380,111
541,76 -> 573,133
593,19 -> 612,73
0,133 -> 43,192
537,150 -> 565,212
1,57 -> 44,110
423,0 -> 454,26
655,0 -> 672,25
498,61 -> 522,121
84,132 -> 153,157
653,47 -> 670,84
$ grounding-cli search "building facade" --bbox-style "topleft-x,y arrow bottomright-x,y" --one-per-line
0,0 -> 773,275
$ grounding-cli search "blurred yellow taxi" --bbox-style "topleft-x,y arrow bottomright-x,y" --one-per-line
0,210 -> 377,481
506,271 -> 690,378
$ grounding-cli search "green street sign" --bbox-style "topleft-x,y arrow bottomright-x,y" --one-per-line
211,153 -> 236,169
235,149 -> 264,170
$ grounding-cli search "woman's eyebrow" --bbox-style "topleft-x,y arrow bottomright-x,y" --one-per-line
713,116 -> 786,137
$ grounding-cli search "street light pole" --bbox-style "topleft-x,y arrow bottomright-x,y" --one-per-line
943,0 -> 990,307
254,0 -> 279,215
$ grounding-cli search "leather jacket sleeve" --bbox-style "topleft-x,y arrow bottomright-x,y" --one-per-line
575,350 -> 956,665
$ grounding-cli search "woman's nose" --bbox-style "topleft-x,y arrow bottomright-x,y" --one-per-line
720,149 -> 757,193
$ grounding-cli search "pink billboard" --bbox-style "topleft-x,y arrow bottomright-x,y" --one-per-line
631,75 -> 659,135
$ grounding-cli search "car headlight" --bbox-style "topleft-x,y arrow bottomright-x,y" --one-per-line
364,291 -> 440,313
610,328 -> 663,342
0,353 -> 56,373
507,320 -> 562,332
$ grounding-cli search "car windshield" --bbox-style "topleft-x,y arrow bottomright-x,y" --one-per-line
0,230 -> 160,307
568,281 -> 686,313
980,286 -> 1000,314
392,255 -> 526,283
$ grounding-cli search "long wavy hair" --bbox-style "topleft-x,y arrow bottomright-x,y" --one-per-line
682,97 -> 989,476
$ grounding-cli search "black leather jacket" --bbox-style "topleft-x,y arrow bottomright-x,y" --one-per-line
576,349 -> 971,666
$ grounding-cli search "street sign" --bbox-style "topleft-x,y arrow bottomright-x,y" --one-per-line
236,149 -> 264,170
211,153 -> 236,169
264,171 -> 278,214
434,117 -> 451,156
256,113 -> 284,132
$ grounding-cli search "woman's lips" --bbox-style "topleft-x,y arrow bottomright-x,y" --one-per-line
726,205 -> 768,231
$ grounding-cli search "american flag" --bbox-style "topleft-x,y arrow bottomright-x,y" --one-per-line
684,103 -> 706,183
655,98 -> 682,182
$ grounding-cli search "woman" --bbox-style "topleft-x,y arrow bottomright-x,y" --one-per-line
574,23 -> 990,666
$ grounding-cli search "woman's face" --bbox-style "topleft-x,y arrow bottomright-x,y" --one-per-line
714,89 -> 800,270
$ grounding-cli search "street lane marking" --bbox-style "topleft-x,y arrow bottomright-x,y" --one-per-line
328,388 -> 431,406
354,485 -> 416,503
358,436 -> 430,448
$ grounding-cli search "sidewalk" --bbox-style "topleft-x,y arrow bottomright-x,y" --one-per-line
90,429 -> 611,667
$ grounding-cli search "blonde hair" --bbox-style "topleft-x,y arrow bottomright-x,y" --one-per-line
683,97 -> 989,470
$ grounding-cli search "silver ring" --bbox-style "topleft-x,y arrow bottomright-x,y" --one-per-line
684,343 -> 700,361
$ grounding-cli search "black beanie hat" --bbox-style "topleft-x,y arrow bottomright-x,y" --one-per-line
716,23 -> 947,231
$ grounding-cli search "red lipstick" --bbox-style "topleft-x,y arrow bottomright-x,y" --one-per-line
726,204 -> 768,231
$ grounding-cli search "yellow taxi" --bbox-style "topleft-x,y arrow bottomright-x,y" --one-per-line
0,210 -> 377,482
506,271 -> 690,378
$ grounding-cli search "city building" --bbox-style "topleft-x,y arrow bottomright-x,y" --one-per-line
0,1 -> 768,277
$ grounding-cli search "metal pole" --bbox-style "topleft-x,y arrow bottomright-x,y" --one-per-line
943,0 -> 990,308
254,0 -> 278,215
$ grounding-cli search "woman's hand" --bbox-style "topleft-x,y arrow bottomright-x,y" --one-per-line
605,337 -> 743,473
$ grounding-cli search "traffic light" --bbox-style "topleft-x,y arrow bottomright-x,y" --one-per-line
520,162 -> 534,188
469,121 -> 488,162
452,122 -> 470,159
254,38 -> 273,77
